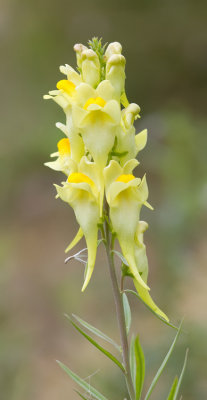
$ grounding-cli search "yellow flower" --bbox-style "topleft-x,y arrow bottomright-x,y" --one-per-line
104,159 -> 151,290
55,157 -> 102,291
45,138 -> 74,176
44,75 -> 77,111
44,81 -> 85,163
72,80 -> 120,169
44,124 -> 77,175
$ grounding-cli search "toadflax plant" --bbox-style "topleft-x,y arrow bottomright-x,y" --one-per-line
44,38 -> 188,400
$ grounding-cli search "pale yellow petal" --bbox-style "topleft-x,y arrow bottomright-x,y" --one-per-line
43,94 -> 70,110
108,179 -> 141,205
59,64 -> 82,86
103,100 -> 121,124
56,122 -> 68,136
135,129 -> 148,153
103,160 -> 123,193
75,83 -> 96,107
96,80 -> 115,101
123,159 -> 139,174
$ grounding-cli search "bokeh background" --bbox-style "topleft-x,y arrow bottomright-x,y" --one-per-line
1,0 -> 207,399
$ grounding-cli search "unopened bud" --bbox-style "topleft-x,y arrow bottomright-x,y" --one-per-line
106,54 -> 125,68
122,103 -> 140,129
138,220 -> 149,234
105,42 -> 122,60
81,49 -> 100,87
106,54 -> 126,99
74,43 -> 88,69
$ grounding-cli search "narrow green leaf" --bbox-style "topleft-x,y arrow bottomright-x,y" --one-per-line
75,389 -> 90,400
134,336 -> 145,400
125,290 -> 179,331
144,322 -> 183,400
172,349 -> 189,400
57,361 -> 108,400
97,238 -> 105,247
166,376 -> 178,400
70,314 -> 120,352
122,293 -> 131,335
112,250 -> 129,266
130,335 -> 136,389
66,315 -> 125,372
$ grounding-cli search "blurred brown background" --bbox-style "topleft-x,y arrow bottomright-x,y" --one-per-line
1,0 -> 207,399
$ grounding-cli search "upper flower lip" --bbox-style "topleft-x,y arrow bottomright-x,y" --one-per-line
72,99 -> 121,128
59,64 -> 82,86
64,181 -> 95,198
62,177 -> 98,201
104,159 -> 139,191
74,79 -> 116,106
107,178 -> 141,205
58,156 -> 103,205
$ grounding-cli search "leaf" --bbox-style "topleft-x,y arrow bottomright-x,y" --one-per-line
125,290 -> 179,331
112,250 -> 129,266
97,238 -> 106,247
166,376 -> 178,400
172,349 -> 189,400
75,390 -> 90,400
134,336 -> 145,400
57,361 -> 108,400
122,293 -> 131,335
130,335 -> 136,389
144,322 -> 183,400
71,314 -> 120,352
65,315 -> 125,372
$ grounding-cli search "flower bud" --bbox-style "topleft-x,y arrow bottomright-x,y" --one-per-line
122,103 -> 140,129
81,49 -> 100,87
105,42 -> 122,60
106,54 -> 126,100
73,43 -> 88,69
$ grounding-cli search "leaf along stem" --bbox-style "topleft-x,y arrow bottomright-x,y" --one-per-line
68,316 -> 125,372
104,203 -> 135,400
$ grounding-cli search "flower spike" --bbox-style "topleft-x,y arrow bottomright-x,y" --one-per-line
44,37 -> 168,325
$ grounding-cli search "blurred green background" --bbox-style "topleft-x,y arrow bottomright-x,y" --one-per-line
1,0 -> 207,399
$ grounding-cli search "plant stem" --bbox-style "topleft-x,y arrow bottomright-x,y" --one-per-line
104,208 -> 135,400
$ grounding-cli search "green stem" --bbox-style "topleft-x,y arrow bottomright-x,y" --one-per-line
104,207 -> 135,400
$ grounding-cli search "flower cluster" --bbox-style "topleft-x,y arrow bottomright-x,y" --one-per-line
44,38 -> 168,321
